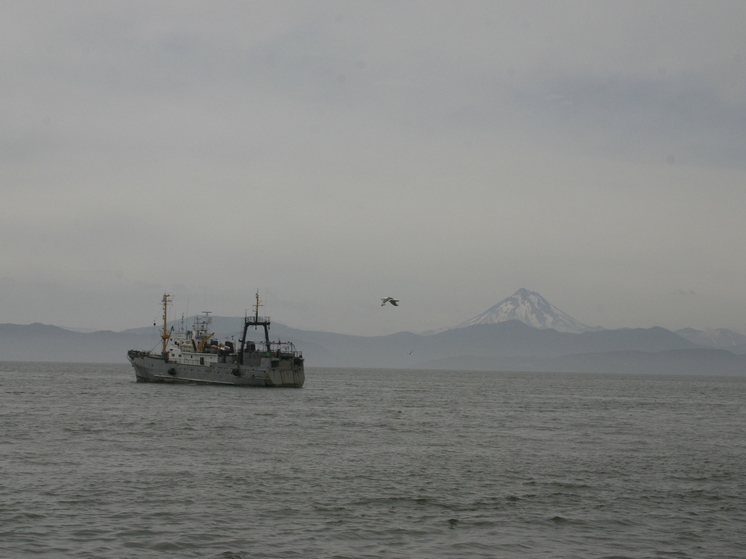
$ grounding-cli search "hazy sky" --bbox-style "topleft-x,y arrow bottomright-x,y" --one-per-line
3,1 -> 746,336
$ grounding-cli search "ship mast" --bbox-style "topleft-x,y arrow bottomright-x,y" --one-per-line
253,290 -> 270,345
160,293 -> 172,354
254,290 -> 262,323
238,290 -> 271,364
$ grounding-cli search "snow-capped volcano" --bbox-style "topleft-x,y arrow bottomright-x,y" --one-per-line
458,288 -> 594,333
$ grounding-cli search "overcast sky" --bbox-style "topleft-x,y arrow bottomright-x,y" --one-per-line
2,1 -> 746,336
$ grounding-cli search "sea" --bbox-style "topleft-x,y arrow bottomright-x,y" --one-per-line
1,363 -> 744,559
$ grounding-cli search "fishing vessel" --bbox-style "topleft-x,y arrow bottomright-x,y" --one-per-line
127,293 -> 304,387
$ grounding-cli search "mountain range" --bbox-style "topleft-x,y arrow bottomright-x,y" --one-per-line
2,289 -> 745,375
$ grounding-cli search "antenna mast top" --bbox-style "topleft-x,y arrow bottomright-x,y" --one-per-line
160,293 -> 172,353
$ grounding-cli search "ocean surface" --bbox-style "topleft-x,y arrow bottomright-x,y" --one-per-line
1,363 -> 744,559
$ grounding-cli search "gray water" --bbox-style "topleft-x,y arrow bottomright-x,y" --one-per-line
1,363 -> 744,558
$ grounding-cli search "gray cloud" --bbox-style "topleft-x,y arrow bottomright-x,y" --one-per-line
2,1 -> 746,335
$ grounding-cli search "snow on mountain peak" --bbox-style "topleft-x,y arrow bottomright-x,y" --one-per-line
458,288 -> 593,333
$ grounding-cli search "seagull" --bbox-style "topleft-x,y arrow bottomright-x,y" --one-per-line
381,296 -> 400,307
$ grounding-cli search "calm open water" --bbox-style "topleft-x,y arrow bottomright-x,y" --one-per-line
1,363 -> 744,558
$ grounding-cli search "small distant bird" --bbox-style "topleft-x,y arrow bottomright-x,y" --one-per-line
381,297 -> 400,307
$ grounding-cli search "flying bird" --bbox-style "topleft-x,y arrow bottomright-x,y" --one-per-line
381,297 -> 399,307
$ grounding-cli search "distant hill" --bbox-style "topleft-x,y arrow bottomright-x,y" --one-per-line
457,288 -> 597,333
3,318 -> 744,376
283,320 -> 700,369
0,323 -> 156,363
675,327 -> 746,353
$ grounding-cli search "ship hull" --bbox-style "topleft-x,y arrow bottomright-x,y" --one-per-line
128,353 -> 304,387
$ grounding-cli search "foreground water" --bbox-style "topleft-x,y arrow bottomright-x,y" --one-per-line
1,363 -> 744,558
